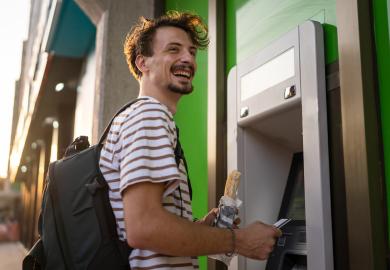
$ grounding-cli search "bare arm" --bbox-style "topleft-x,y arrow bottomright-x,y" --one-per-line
123,181 -> 281,260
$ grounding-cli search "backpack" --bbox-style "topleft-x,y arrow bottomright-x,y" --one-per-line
23,98 -> 192,270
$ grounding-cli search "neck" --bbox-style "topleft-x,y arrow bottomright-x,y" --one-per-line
138,79 -> 181,114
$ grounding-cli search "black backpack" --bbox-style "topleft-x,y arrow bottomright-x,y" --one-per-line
23,98 -> 192,270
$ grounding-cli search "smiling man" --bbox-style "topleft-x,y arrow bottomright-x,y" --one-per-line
99,11 -> 281,269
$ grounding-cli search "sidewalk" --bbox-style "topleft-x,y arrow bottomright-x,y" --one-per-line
0,242 -> 26,270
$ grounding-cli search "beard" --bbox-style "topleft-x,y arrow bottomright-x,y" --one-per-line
168,82 -> 194,95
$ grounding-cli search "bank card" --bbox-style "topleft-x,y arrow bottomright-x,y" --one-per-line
273,218 -> 292,228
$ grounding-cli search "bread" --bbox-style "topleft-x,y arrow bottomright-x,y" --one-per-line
224,170 -> 241,199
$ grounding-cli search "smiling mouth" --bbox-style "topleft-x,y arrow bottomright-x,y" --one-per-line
173,70 -> 191,79
172,65 -> 194,80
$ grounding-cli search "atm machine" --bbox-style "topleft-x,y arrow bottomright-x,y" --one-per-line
227,21 -> 333,270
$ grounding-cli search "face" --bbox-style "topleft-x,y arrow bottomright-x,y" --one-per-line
141,26 -> 197,95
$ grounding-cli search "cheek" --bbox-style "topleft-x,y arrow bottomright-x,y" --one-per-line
165,63 -> 174,76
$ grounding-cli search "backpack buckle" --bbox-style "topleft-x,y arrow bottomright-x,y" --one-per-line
85,177 -> 106,195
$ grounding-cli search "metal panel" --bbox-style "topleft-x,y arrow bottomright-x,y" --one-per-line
227,67 -> 239,270
336,0 -> 388,268
299,21 -> 333,270
208,1 -> 227,269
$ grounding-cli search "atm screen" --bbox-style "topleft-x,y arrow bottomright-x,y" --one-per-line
279,152 -> 305,220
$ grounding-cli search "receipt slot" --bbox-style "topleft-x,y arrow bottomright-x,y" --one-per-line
227,21 -> 333,270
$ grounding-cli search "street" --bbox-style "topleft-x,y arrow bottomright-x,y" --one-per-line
0,242 -> 25,270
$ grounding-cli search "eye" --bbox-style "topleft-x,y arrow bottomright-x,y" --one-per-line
168,47 -> 179,53
189,47 -> 197,57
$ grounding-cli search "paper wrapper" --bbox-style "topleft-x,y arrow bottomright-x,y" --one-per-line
209,170 -> 242,266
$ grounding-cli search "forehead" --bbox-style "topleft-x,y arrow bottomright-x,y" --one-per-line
152,26 -> 195,49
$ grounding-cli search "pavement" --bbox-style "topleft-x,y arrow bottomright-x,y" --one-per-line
0,242 -> 26,270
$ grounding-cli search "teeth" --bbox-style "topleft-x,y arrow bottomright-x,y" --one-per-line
173,70 -> 191,78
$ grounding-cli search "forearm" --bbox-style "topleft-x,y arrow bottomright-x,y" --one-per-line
126,207 -> 233,256
122,181 -> 280,260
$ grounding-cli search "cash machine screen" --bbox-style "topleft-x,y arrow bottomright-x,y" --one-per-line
266,152 -> 307,270
281,152 -> 305,220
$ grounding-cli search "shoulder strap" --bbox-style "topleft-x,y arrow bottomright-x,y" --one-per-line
174,127 -> 193,200
98,98 -> 147,145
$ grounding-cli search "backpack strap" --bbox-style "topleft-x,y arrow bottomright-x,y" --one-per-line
48,162 -> 75,270
98,98 -> 147,145
22,239 -> 45,270
174,127 -> 193,200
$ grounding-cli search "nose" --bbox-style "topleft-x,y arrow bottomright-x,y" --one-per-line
181,50 -> 195,64
180,50 -> 196,71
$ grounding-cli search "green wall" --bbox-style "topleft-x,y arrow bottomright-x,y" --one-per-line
227,0 -> 337,74
164,2 -> 209,270
373,0 -> 390,243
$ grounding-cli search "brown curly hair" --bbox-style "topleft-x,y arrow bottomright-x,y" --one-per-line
123,11 -> 209,81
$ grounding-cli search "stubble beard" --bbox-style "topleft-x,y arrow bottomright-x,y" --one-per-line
168,82 -> 194,95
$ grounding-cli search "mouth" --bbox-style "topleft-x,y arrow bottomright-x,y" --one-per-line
171,65 -> 194,80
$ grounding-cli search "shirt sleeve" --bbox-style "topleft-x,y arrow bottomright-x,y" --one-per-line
117,103 -> 180,196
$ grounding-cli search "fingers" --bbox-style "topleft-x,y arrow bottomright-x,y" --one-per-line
273,227 -> 282,237
211,208 -> 219,215
233,217 -> 241,225
232,217 -> 241,229
209,208 -> 219,221
199,208 -> 219,226
256,241 -> 276,260
238,221 -> 282,261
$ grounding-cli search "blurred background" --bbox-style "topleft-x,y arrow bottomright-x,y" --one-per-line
0,1 -> 30,268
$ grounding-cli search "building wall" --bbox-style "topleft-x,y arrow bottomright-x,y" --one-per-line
74,0 -> 160,143
74,46 -> 96,141
9,0 -> 52,180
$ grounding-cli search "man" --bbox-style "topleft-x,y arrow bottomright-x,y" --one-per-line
99,11 -> 281,269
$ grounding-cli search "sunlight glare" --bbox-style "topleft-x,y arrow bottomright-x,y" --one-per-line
0,1 -> 30,178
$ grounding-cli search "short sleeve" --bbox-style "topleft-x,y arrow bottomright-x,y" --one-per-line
117,102 -> 180,195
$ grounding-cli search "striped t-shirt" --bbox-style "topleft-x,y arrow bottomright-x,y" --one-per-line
99,96 -> 198,269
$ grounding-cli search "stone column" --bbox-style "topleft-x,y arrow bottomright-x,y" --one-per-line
75,0 -> 164,143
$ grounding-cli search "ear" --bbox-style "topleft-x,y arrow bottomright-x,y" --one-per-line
135,55 -> 149,74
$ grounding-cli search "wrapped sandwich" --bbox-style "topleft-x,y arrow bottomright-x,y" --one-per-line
209,170 -> 242,265
224,170 -> 241,199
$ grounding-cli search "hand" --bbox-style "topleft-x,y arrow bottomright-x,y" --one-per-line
235,221 -> 282,260
232,217 -> 241,229
196,208 -> 219,226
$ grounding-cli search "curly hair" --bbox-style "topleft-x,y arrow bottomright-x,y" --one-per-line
123,11 -> 209,81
